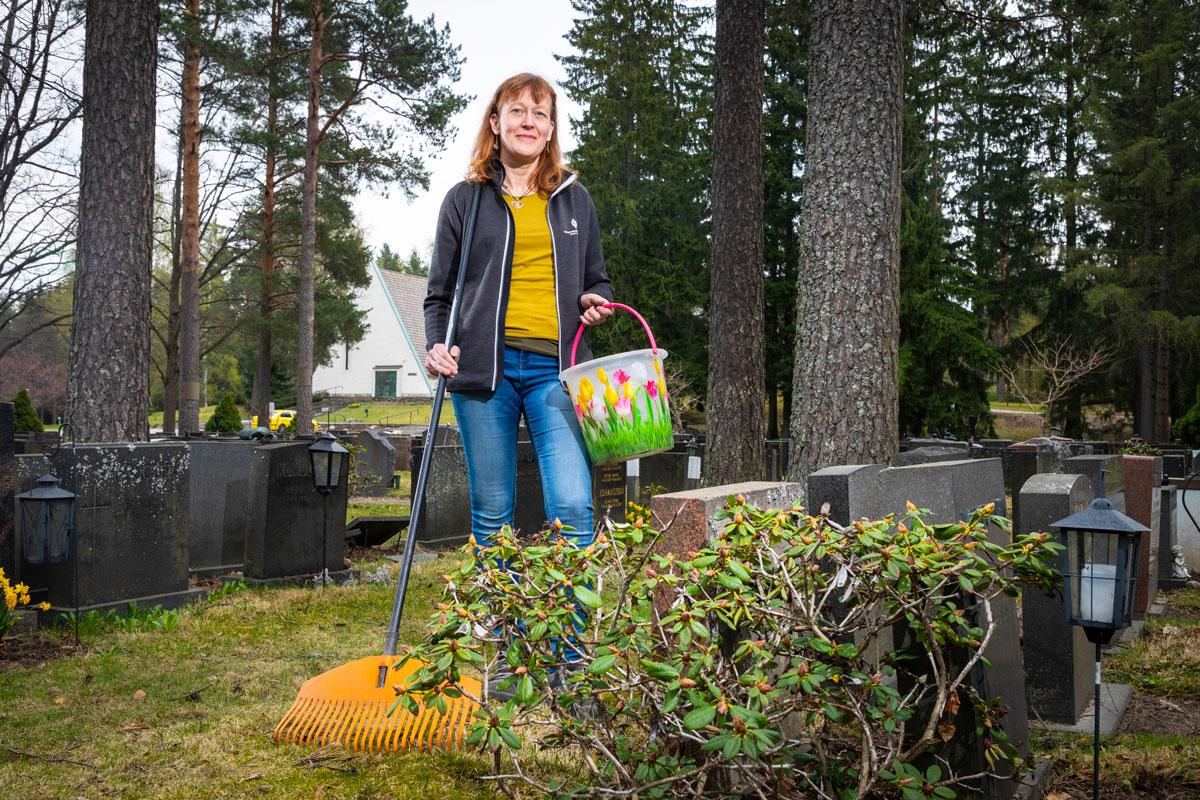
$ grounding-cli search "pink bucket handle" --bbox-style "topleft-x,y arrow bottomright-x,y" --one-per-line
569,303 -> 658,368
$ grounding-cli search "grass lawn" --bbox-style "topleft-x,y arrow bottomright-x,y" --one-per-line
147,405 -> 220,428
0,555 -> 508,800
319,402 -> 457,427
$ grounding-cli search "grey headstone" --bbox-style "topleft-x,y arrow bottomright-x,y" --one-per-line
187,440 -> 259,575
1157,486 -> 1179,584
808,458 -> 1026,800
1019,472 -> 1094,724
1162,453 -> 1187,479
1176,487 -> 1200,572
0,403 -> 13,577
895,446 -> 974,467
354,430 -> 395,496
18,443 -> 195,612
763,439 -> 790,481
243,441 -> 348,580
1062,454 -> 1124,506
638,451 -> 690,496
904,437 -> 969,452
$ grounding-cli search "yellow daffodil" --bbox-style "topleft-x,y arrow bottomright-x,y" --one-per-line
38,602 -> 51,612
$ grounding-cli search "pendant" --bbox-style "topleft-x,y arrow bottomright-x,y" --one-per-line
511,200 -> 523,208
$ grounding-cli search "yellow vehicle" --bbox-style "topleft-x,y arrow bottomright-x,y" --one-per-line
250,409 -> 319,432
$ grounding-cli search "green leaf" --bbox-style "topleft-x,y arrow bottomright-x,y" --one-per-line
641,659 -> 679,681
499,727 -> 521,750
573,585 -> 602,608
516,674 -> 534,704
589,653 -> 617,674
727,561 -> 751,582
683,704 -> 716,730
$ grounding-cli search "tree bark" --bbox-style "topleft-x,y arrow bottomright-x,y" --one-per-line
1135,335 -> 1153,440
162,125 -> 185,436
788,0 -> 902,482
249,0 -> 282,426
68,0 -> 158,442
1154,332 -> 1170,442
705,0 -> 765,485
294,2 -> 325,433
178,0 -> 202,433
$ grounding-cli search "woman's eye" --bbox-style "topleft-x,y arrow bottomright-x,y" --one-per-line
535,111 -> 547,119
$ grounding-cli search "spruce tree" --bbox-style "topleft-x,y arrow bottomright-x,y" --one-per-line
12,389 -> 43,434
205,392 -> 242,433
559,0 -> 713,394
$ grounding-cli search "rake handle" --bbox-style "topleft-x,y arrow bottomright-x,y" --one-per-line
379,183 -> 482,686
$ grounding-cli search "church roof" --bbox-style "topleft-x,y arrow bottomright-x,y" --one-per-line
377,269 -> 429,362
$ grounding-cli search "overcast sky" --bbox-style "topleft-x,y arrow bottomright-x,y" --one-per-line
351,0 -> 584,261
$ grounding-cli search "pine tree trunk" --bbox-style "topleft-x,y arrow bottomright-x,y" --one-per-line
162,127 -> 185,436
68,0 -> 158,443
788,0 -> 902,482
1135,335 -> 1153,440
178,0 -> 202,433
295,3 -> 324,432
249,0 -> 281,426
1154,333 -> 1170,442
705,0 -> 765,485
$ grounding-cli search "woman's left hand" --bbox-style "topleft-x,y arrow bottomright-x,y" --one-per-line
580,293 -> 614,327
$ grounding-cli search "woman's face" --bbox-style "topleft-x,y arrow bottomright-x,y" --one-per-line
490,88 -> 554,165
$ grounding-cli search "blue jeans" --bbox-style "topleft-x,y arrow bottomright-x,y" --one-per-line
451,347 -> 595,549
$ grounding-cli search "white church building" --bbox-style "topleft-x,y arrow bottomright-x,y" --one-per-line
313,265 -> 433,399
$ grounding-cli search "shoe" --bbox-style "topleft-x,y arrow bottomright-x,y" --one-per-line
486,667 -> 518,703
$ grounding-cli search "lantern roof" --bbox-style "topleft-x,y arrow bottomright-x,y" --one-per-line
15,473 -> 76,501
1050,497 -> 1148,535
307,432 -> 348,455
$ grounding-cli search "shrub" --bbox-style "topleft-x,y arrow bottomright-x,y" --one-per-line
205,393 -> 243,433
11,388 -> 42,434
398,499 -> 1061,799
1173,384 -> 1200,445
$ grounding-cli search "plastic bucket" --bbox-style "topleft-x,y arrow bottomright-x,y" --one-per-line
560,303 -> 672,465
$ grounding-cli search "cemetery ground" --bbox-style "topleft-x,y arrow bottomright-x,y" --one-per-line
2,526 -> 1199,800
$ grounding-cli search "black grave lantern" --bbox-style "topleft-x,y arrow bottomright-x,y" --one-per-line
308,433 -> 348,496
1050,494 -> 1147,645
16,473 -> 77,564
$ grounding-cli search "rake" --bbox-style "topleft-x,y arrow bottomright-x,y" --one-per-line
275,183 -> 483,752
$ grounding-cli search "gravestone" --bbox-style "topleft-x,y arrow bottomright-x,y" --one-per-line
411,440 -> 622,549
1161,453 -> 1188,479
637,451 -> 690,498
807,458 -> 1025,800
386,433 -> 416,473
648,481 -> 804,556
895,446 -> 972,467
1019,472 -> 1094,724
17,443 -> 200,614
1157,486 -> 1186,588
1122,455 -> 1161,613
353,430 -> 395,496
763,439 -> 790,481
187,440 -> 258,578
1176,486 -> 1200,572
1062,454 -> 1124,505
0,403 -> 14,577
243,441 -> 349,582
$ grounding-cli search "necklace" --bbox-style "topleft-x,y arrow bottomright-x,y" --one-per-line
503,181 -> 534,209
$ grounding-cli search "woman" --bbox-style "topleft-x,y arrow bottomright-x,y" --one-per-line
423,73 -> 614,557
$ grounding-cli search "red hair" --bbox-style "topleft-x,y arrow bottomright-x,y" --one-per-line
467,73 -> 566,196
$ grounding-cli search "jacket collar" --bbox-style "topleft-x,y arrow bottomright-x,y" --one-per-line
489,157 -> 576,196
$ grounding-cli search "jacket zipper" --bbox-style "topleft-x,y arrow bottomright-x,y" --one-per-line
547,174 -> 577,373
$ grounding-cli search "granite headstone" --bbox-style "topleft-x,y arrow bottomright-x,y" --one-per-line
1122,455 -> 1161,613
354,430 -> 395,496
187,440 -> 258,578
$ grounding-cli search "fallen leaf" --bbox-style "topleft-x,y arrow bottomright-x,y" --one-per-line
1047,793 -> 1071,800
53,695 -> 66,705
938,720 -> 956,741
133,689 -> 147,701
946,690 -> 961,716
120,723 -> 148,732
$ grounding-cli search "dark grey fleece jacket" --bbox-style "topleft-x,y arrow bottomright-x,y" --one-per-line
423,167 -> 614,392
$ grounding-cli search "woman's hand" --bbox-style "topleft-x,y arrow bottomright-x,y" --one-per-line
580,293 -> 614,327
425,343 -> 461,378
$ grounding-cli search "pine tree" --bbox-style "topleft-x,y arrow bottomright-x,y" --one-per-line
559,0 -> 713,394
205,392 -> 242,432
789,0 -> 903,479
12,389 -> 43,434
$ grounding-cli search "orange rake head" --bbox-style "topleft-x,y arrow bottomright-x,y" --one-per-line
273,656 -> 482,752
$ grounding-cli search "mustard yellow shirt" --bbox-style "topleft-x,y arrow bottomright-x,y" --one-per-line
503,192 -> 558,343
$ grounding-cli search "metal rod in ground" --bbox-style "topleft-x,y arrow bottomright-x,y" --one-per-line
1094,641 -> 1101,800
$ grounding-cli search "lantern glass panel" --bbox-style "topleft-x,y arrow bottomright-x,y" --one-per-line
1065,527 -> 1137,630
328,451 -> 344,489
312,450 -> 331,489
19,497 -> 45,564
47,498 -> 74,562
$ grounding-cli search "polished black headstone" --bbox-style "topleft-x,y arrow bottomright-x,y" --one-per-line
188,440 -> 259,576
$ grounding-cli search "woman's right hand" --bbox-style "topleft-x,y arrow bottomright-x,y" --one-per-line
425,343 -> 461,378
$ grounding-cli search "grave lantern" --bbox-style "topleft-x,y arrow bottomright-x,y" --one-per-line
1050,470 -> 1147,800
16,473 -> 76,565
1051,493 -> 1147,644
308,433 -> 348,496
